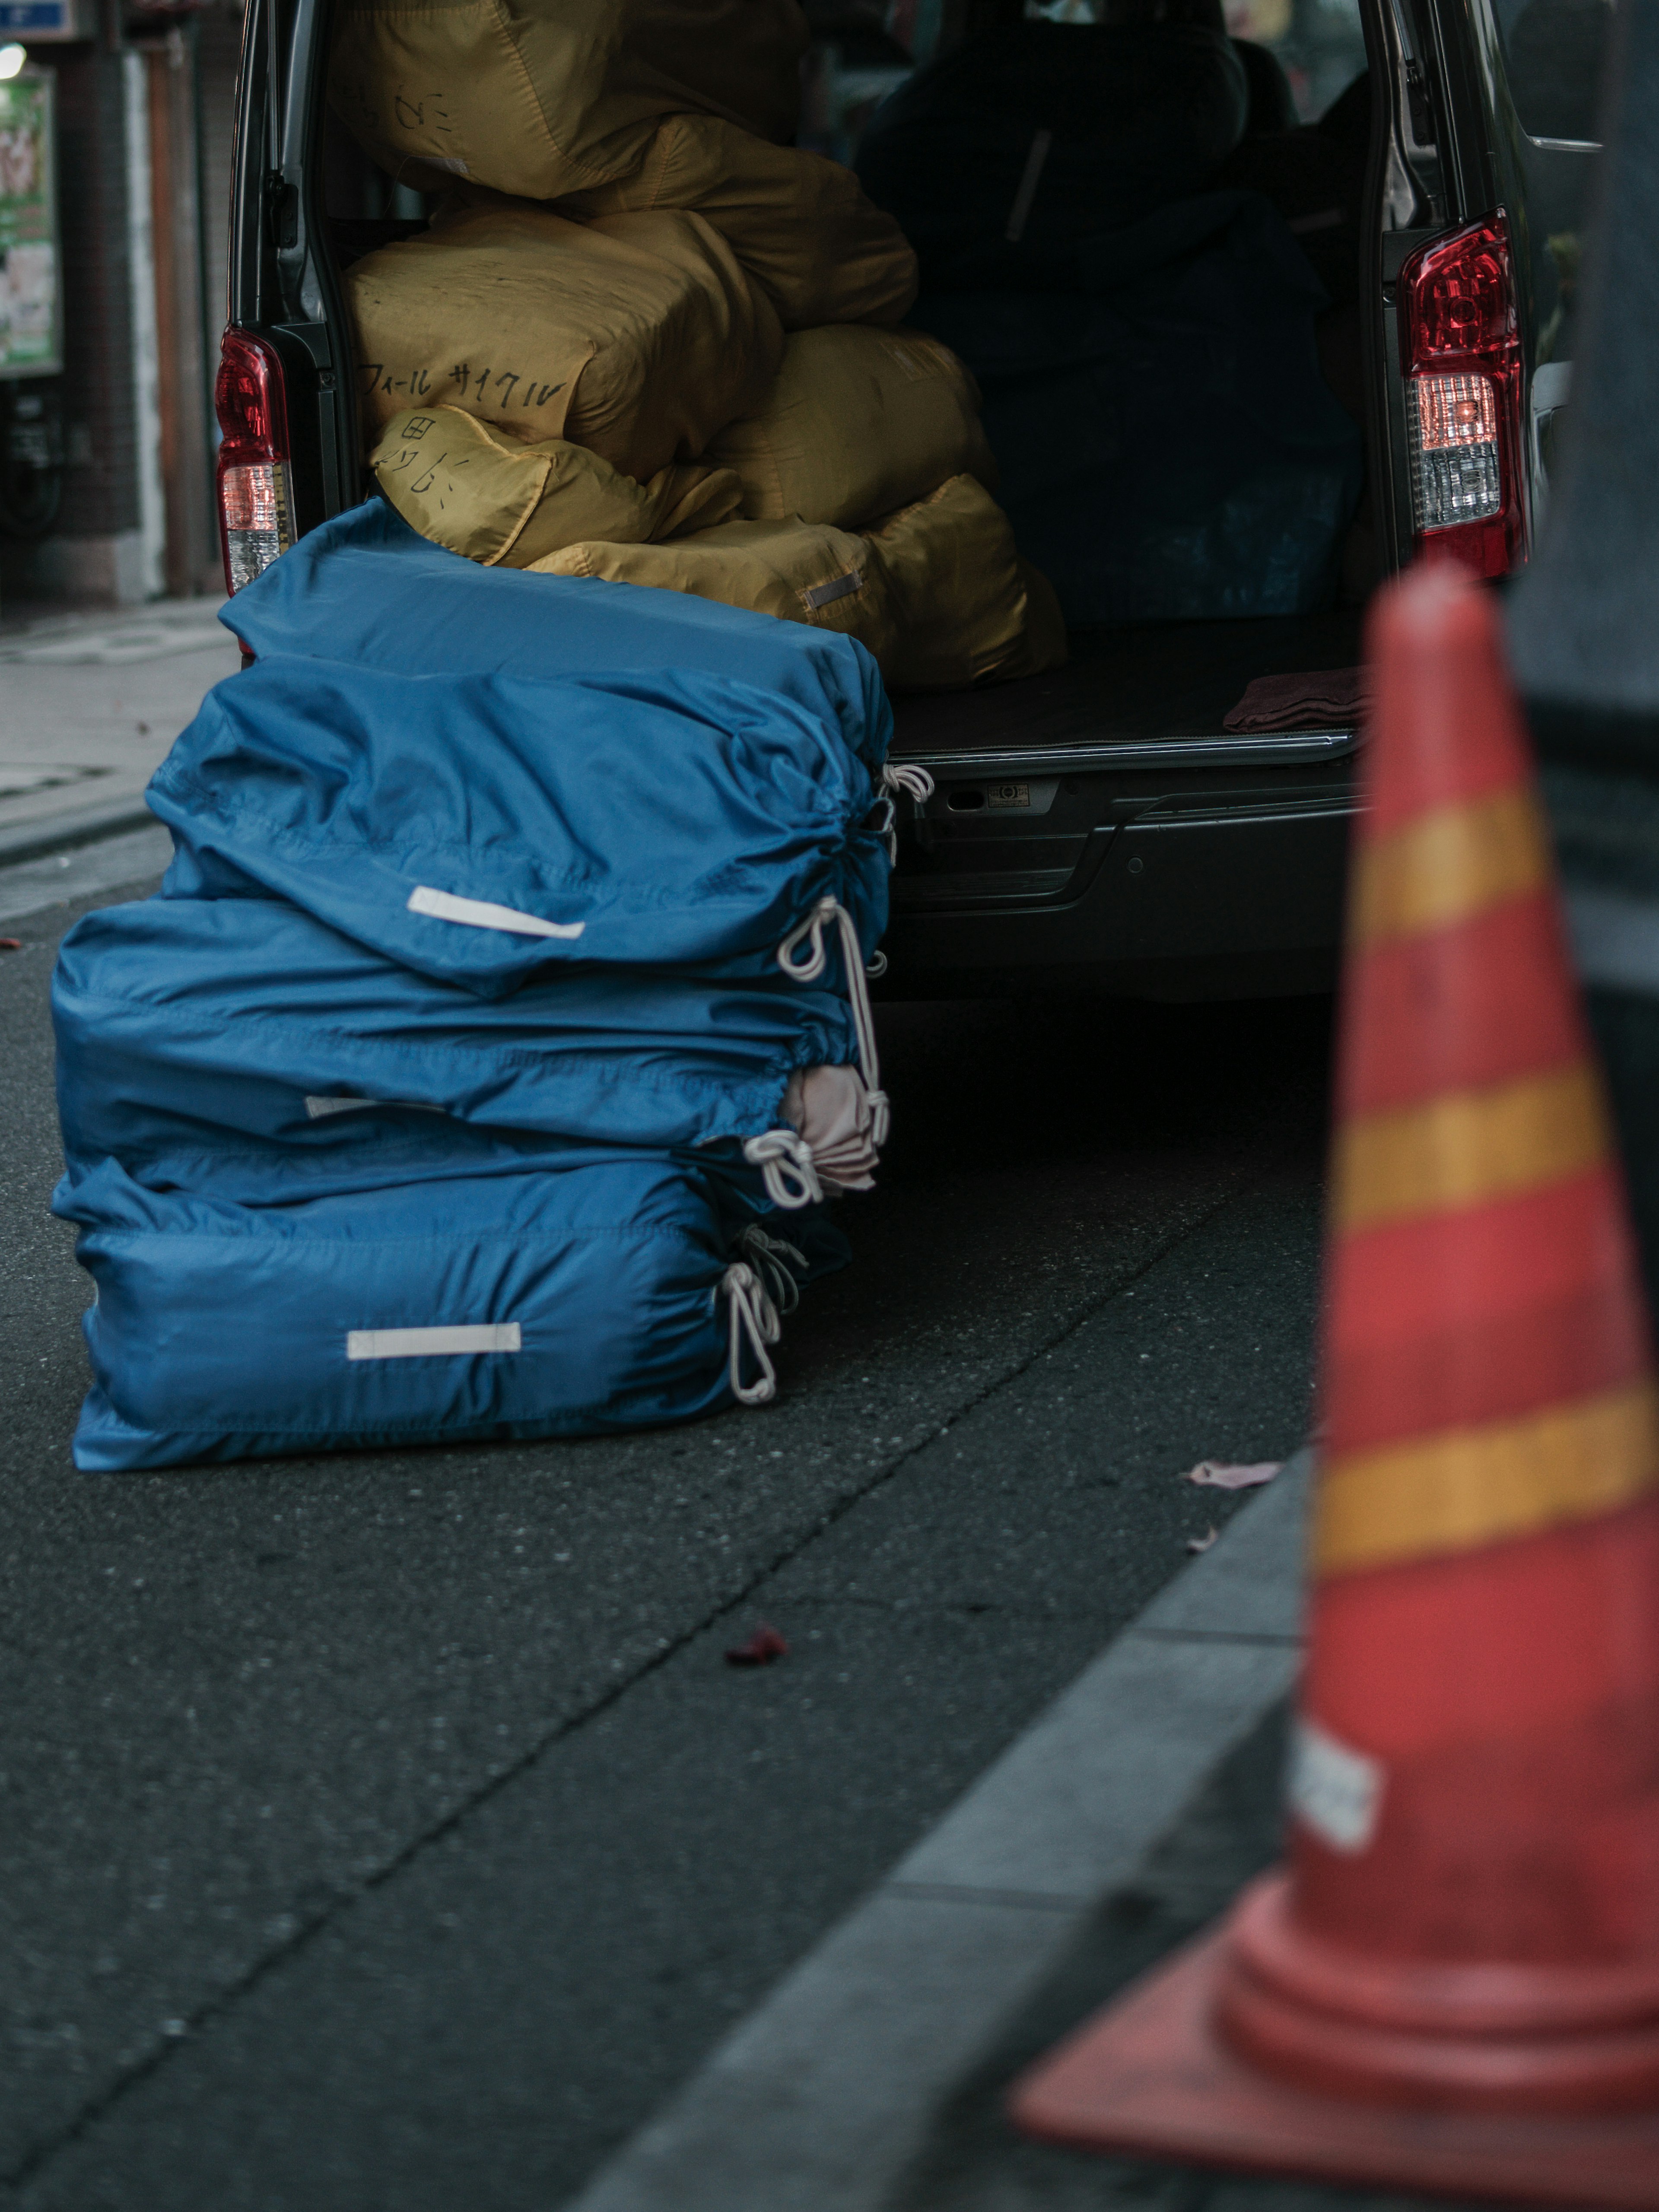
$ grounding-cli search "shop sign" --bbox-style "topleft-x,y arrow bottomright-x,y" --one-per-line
0,66 -> 59,379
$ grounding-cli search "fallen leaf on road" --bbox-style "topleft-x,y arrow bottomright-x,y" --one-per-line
1186,1527 -> 1220,1554
0,938 -> 20,952
725,1623 -> 789,1668
1183,1459 -> 1282,1491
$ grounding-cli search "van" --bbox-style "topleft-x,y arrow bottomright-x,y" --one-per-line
216,0 -> 1605,998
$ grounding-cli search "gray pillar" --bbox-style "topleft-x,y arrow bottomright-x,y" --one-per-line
1507,0 -> 1659,1317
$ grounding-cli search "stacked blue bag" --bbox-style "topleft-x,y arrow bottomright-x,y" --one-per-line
54,498 -> 916,1471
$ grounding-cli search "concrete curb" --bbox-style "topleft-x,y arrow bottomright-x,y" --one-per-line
567,1451 -> 1310,2212
0,797 -> 159,871
0,823 -> 173,925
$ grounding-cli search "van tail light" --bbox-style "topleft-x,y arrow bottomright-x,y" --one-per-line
1398,214 -> 1525,578
215,328 -> 294,594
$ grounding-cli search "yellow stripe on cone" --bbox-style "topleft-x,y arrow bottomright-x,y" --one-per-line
1350,786 -> 1550,948
1313,1378 -> 1659,1576
1334,1064 -> 1610,1233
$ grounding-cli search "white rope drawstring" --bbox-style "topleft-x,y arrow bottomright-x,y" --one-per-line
880,763 -> 935,805
741,1128 -> 823,1210
738,1225 -> 810,1317
874,764 -> 935,864
722,1261 -> 781,1405
775,898 -> 890,1149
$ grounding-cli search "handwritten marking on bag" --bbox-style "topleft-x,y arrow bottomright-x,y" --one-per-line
359,363 -> 435,400
377,441 -> 478,496
346,1323 -> 521,1360
446,365 -> 566,409
359,364 -> 565,410
406,885 -> 586,940
1288,1717 -> 1384,1853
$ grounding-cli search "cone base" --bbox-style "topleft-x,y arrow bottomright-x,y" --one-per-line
1011,1924 -> 1659,2212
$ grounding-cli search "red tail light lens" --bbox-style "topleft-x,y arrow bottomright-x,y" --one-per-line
1398,215 -> 1525,579
215,328 -> 295,595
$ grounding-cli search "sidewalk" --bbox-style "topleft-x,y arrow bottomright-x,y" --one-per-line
0,597 -> 239,851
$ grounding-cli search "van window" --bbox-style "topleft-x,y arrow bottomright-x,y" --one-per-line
1219,0 -> 1367,119
1492,0 -> 1612,146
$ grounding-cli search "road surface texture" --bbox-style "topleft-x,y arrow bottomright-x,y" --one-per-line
1,861 -> 1332,2212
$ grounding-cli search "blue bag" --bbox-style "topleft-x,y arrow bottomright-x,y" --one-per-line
220,494 -> 893,776
150,655 -> 893,994
60,1152 -> 843,1471
54,893 -> 861,1201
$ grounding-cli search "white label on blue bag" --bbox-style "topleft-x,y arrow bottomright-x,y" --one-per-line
304,1096 -> 444,1119
407,885 -> 585,939
346,1324 -> 522,1360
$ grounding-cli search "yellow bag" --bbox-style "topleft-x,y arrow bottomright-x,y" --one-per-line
328,0 -> 808,200
529,476 -> 1068,690
370,405 -> 744,567
347,203 -> 782,477
553,117 -> 917,331
708,324 -> 998,530
867,478 -> 1067,691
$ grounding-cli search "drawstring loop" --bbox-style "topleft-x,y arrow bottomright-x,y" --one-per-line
877,764 -> 935,864
722,1262 -> 781,1405
738,1225 -> 809,1317
775,898 -> 890,1150
740,1129 -> 823,1210
880,763 -> 935,804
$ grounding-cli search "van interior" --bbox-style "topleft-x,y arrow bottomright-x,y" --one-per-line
320,0 -> 1381,905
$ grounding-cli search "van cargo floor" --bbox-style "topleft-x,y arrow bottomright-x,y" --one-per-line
889,609 -> 1365,757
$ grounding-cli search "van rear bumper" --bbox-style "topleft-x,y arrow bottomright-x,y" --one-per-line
880,729 -> 1360,1001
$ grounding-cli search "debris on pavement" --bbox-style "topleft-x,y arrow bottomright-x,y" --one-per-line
1186,1528 -> 1220,1555
1182,1458 -> 1282,1491
0,937 -> 21,951
725,1624 -> 789,1668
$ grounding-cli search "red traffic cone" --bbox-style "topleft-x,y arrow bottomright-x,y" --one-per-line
1011,563 -> 1659,2206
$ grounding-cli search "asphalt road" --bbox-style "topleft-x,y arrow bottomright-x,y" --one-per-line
1,868 -> 1332,2212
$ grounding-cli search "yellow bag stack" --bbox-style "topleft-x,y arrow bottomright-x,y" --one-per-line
341,0 -> 1066,685
370,406 -> 744,567
552,117 -> 917,331
328,0 -> 808,199
348,201 -> 782,477
708,324 -> 996,529
528,476 -> 1065,691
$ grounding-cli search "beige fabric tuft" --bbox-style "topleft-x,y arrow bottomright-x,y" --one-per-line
709,324 -> 996,530
782,1065 -> 879,1193
347,203 -> 783,477
327,0 -> 809,201
553,116 -> 917,331
370,406 -> 743,567
528,475 -> 1068,691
